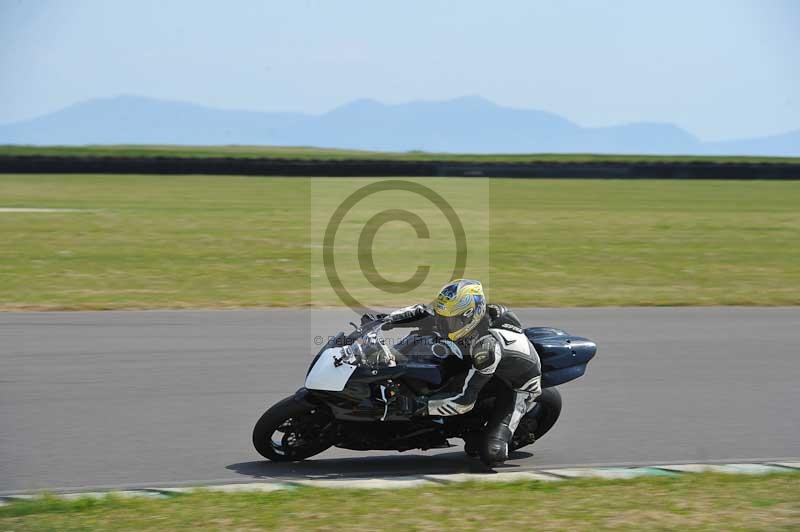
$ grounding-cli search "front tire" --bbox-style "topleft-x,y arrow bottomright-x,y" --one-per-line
511,387 -> 562,452
252,396 -> 335,462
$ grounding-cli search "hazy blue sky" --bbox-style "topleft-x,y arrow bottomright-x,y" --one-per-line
1,0 -> 798,140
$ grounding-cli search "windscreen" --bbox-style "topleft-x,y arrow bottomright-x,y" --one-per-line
347,322 -> 400,367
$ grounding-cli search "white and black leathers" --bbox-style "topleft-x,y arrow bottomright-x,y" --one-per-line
429,304 -> 542,465
380,302 -> 542,464
427,304 -> 542,419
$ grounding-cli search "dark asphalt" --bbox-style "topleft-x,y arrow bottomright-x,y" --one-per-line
1,308 -> 798,494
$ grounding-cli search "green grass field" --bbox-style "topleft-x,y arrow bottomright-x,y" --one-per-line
2,144 -> 800,164
2,474 -> 798,531
1,174 -> 798,310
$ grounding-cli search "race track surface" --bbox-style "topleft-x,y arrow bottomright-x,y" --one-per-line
1,308 -> 798,493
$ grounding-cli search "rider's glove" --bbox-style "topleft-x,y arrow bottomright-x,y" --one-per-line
388,304 -> 432,324
412,395 -> 429,417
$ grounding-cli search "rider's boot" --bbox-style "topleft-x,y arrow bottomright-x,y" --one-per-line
480,425 -> 512,467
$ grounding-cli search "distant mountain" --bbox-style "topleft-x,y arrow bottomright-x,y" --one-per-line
703,129 -> 800,157
0,95 -> 308,145
1,95 -> 797,156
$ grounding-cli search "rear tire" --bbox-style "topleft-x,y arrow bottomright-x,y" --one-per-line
511,387 -> 562,452
252,396 -> 335,462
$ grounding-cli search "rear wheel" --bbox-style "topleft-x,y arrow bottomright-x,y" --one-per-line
252,396 -> 335,462
511,387 -> 562,452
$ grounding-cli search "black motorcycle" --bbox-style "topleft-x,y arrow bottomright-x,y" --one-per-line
253,317 -> 596,465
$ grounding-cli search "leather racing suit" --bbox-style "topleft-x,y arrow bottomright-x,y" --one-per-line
385,303 -> 542,465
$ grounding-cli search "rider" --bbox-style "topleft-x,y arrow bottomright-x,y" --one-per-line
376,279 -> 542,466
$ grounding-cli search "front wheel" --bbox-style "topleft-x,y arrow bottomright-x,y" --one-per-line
511,387 -> 562,452
252,396 -> 335,462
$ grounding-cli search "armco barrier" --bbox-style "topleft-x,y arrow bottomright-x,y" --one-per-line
0,155 -> 799,179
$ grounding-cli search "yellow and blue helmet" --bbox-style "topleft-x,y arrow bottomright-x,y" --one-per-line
433,279 -> 486,341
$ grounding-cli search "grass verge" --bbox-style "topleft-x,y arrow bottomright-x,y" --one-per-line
1,175 -> 798,309
2,473 -> 799,531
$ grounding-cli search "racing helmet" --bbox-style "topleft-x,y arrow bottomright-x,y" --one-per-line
433,279 -> 486,341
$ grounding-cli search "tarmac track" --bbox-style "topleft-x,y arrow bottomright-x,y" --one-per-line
1,307 -> 798,494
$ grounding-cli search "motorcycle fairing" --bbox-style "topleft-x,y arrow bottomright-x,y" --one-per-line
524,327 -> 597,387
305,347 -> 358,391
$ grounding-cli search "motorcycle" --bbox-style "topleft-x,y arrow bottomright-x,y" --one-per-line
253,316 -> 596,465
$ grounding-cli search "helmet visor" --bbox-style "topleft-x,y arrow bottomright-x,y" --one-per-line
437,314 -> 473,334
